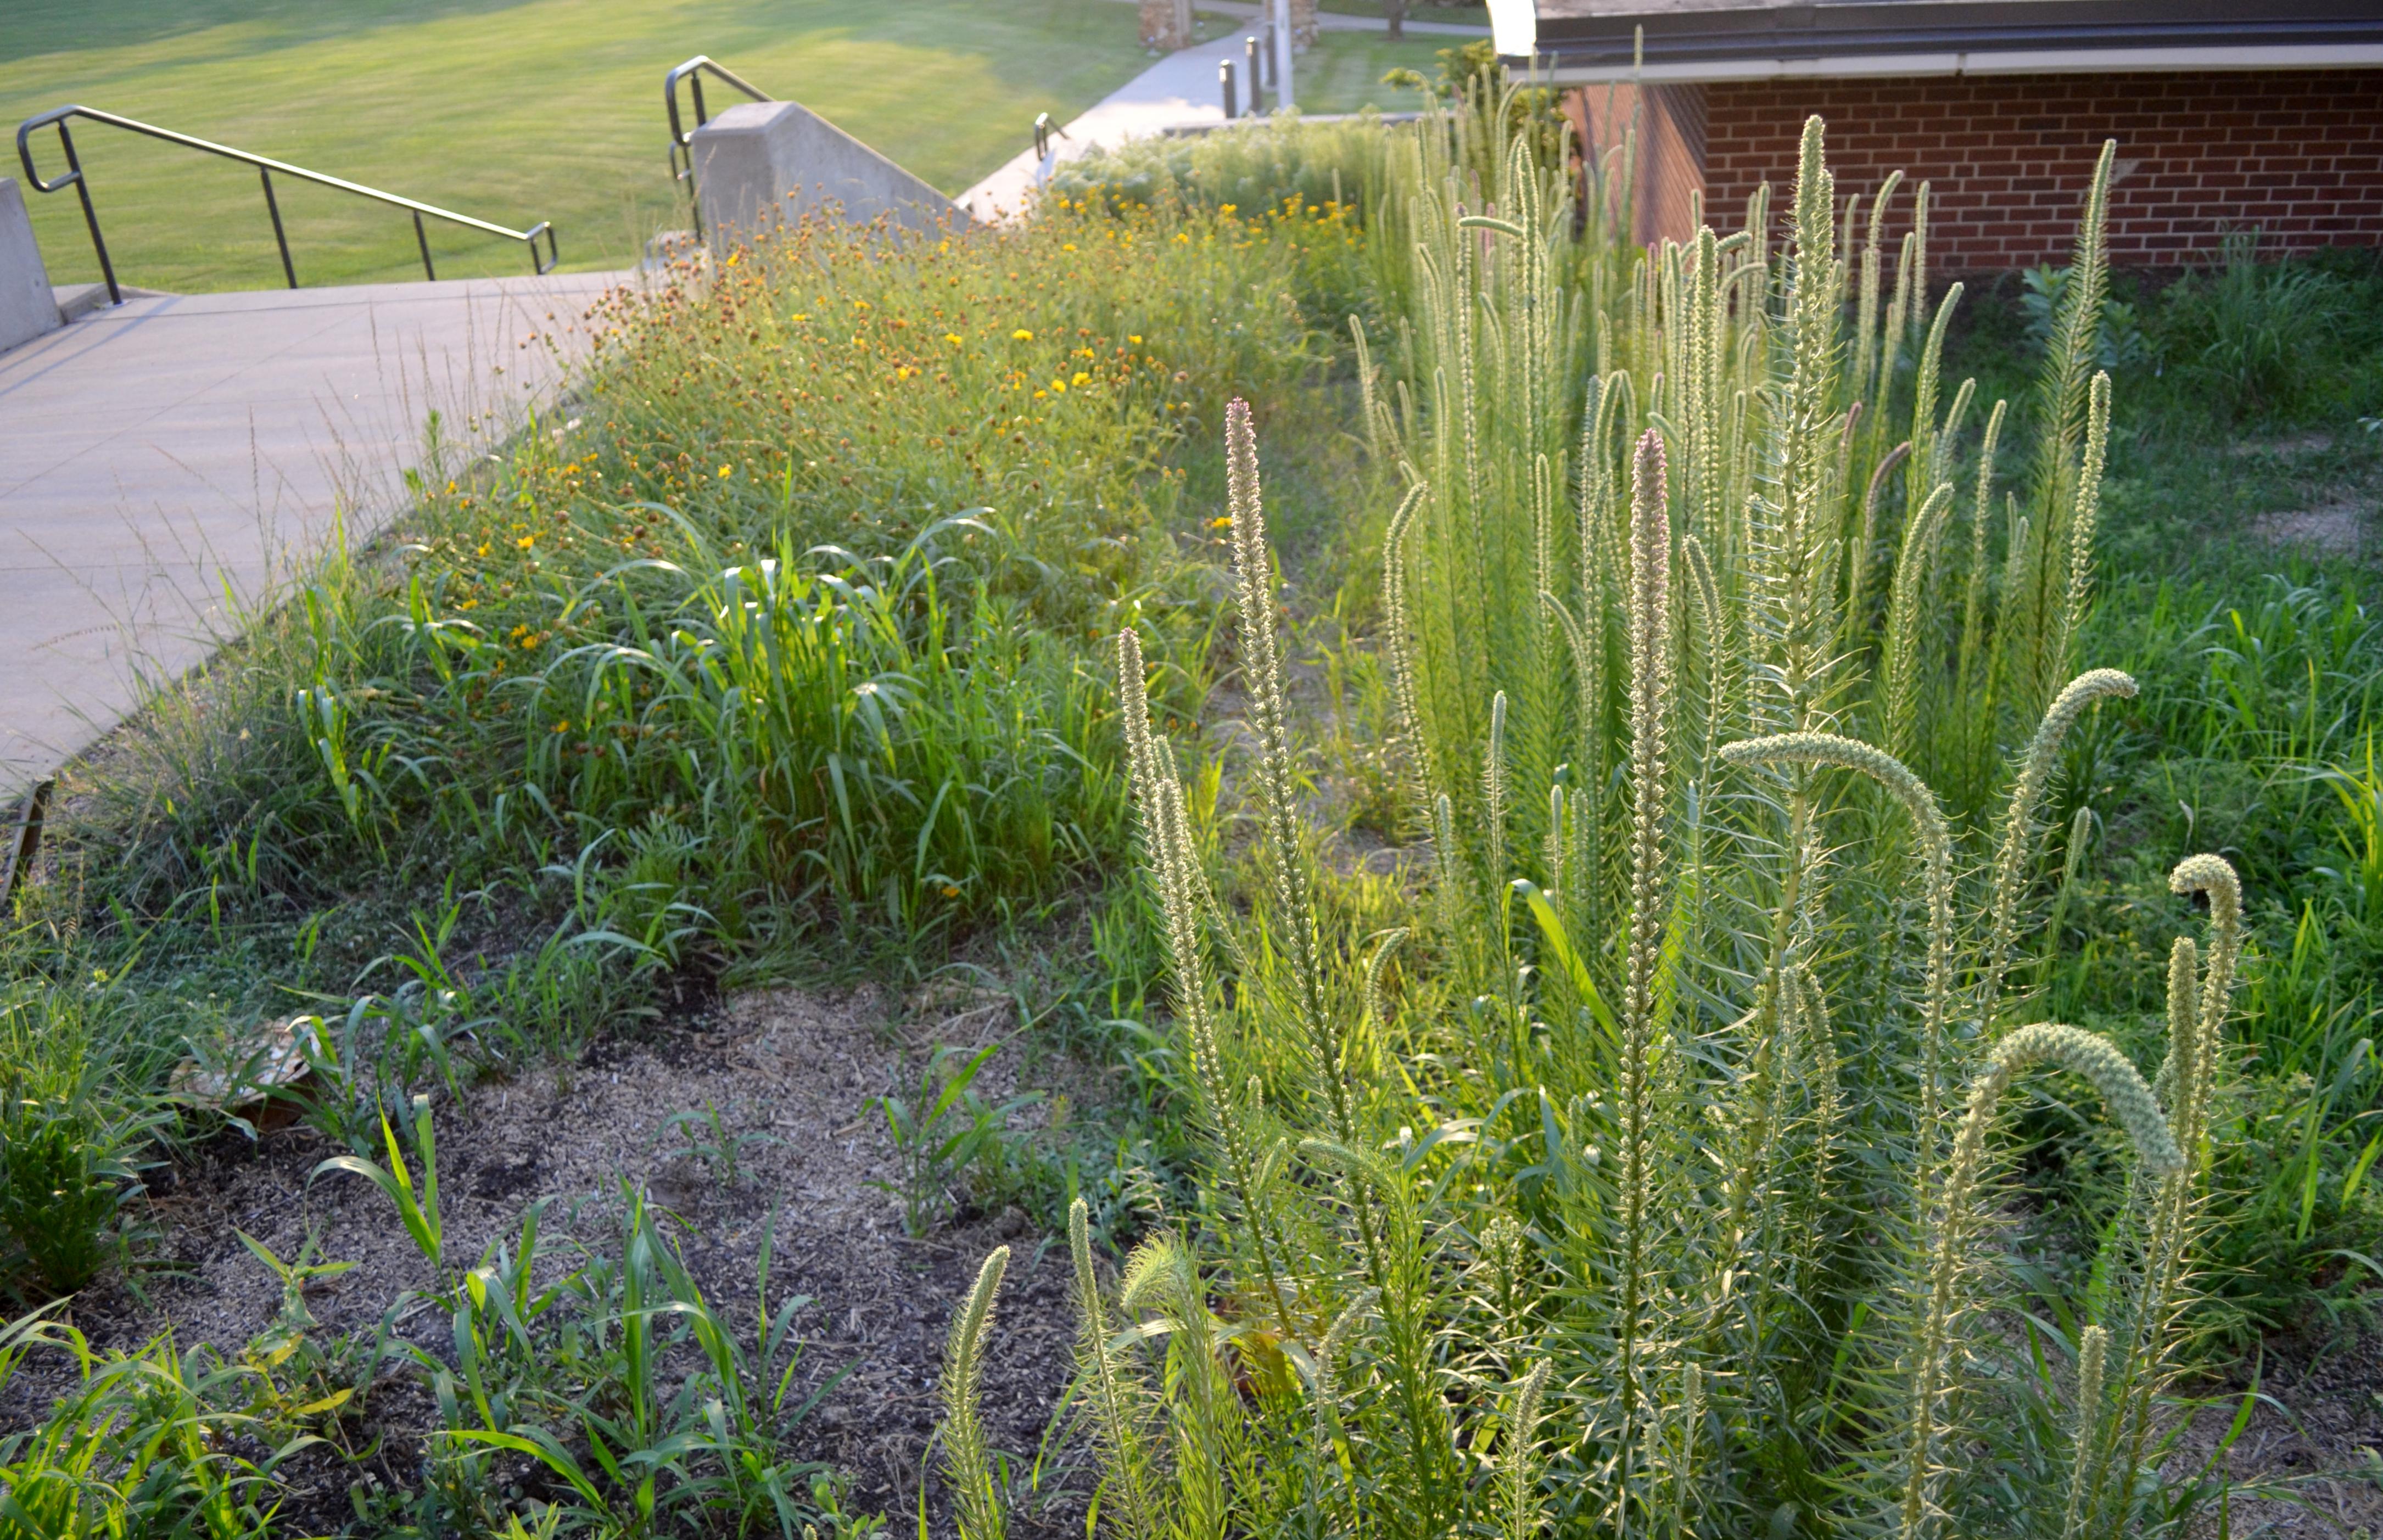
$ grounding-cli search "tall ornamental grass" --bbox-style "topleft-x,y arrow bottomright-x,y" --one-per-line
948,99 -> 2264,1538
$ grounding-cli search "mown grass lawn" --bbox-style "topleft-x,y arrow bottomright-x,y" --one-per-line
3,0 -> 1155,294
1283,29 -> 1454,114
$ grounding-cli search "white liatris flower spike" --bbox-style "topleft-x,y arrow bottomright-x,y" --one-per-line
1981,667 -> 2140,1023
943,1245 -> 1011,1540
1721,730 -> 1954,1153
1901,1022 -> 2177,1540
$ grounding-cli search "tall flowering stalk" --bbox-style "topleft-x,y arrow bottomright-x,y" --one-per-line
1224,398 -> 1355,1139
1719,731 -> 1955,1163
1114,625 -> 1302,1336
1615,428 -> 1675,1500
2094,855 -> 2242,1526
1900,1024 -> 2180,1540
1980,669 -> 2141,1027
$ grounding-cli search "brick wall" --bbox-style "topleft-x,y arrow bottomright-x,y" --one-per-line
1568,83 -> 1708,248
1640,70 -> 2383,270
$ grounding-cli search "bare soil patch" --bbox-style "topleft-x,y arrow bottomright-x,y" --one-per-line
2176,1322 -> 2383,1537
5,984 -> 1089,1534
2253,500 -> 2371,558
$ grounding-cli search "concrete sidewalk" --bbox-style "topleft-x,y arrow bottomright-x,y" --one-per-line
961,4 -> 1486,220
0,271 -> 625,796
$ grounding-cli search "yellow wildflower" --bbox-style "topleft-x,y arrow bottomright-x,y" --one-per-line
1012,328 -> 1033,340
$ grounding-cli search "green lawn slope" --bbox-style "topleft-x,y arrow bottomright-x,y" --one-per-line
3,0 -> 1155,293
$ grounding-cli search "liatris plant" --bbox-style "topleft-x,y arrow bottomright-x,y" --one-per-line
926,93 -> 2259,1540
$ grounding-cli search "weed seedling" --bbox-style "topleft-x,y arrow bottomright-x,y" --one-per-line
654,1099 -> 779,1188
870,1041 -> 1041,1237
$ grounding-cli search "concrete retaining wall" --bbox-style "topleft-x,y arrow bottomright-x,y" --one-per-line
691,99 -> 969,248
0,178 -> 62,353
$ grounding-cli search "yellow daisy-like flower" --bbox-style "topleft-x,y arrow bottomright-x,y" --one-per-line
1218,203 -> 1237,217
516,533 -> 534,548
1129,334 -> 1143,344
1011,328 -> 1033,340
552,720 -> 570,733
1071,371 -> 1090,387
944,332 -> 964,346
718,464 -> 732,478
1050,378 -> 1067,393
1209,515 -> 1233,529
790,312 -> 809,322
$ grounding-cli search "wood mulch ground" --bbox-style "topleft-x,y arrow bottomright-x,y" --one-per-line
3,981 -> 1093,1536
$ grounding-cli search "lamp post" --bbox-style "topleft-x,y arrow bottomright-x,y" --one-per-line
1273,0 -> 1296,111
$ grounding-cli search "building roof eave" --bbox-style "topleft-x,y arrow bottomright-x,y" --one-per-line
1517,41 -> 2383,81
1505,0 -> 2383,77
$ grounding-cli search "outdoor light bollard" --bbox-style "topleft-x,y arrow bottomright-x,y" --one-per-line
1262,24 -> 1277,87
1245,36 -> 1263,114
1220,58 -> 1237,120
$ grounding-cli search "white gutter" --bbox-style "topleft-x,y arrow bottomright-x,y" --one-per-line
1530,42 -> 2383,81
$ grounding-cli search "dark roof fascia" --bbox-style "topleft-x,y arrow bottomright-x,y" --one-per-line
1514,0 -> 2383,72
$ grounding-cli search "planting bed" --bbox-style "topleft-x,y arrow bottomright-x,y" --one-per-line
4,984 -> 1090,1533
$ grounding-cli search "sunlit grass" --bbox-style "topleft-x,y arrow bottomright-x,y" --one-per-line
3,0 -> 1155,293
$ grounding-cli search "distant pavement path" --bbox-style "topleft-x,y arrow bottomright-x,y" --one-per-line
961,4 -> 1487,219
0,271 -> 624,796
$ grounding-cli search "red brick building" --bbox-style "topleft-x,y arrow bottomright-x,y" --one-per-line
1488,0 -> 2383,270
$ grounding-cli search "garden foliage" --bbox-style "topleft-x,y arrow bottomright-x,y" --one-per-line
991,100 -> 2303,1540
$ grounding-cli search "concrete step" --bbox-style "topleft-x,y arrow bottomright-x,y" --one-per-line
53,282 -> 172,323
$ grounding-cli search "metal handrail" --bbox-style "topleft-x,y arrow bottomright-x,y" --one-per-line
664,56 -> 772,239
15,104 -> 557,306
1033,111 -> 1072,163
